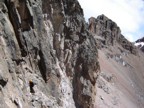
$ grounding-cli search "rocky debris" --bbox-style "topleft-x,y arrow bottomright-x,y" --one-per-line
97,77 -> 111,94
97,43 -> 144,108
0,0 -> 99,108
88,14 -> 137,54
111,96 -> 119,105
105,50 -> 132,68
113,54 -> 130,67
96,72 -> 116,94
96,71 -> 120,107
100,72 -> 114,83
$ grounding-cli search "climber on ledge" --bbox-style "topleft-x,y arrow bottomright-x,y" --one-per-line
29,80 -> 35,94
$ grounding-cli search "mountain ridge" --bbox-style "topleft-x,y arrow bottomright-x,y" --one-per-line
88,14 -> 137,54
87,14 -> 144,108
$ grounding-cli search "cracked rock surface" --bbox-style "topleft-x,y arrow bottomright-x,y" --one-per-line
0,0 -> 100,108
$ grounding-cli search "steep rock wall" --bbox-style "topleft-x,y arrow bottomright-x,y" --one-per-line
0,0 -> 99,108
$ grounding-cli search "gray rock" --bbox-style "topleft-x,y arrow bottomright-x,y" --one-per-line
97,77 -> 111,94
88,15 -> 137,54
0,70 -> 8,87
0,0 -> 100,108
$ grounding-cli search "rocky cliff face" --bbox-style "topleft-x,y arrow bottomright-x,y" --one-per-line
88,15 -> 136,54
0,0 -> 100,108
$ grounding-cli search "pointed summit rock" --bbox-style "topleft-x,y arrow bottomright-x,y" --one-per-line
88,14 -> 136,54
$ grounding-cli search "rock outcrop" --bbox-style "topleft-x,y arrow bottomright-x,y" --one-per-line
0,0 -> 100,108
88,15 -> 136,54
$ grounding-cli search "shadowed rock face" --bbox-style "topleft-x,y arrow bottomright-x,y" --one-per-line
88,15 -> 136,54
0,0 -> 99,108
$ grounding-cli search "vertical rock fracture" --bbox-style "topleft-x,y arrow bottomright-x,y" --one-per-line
0,0 -> 100,108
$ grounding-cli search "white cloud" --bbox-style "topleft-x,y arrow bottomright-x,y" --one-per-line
78,0 -> 144,42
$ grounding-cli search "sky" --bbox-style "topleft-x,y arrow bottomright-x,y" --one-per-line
78,0 -> 144,42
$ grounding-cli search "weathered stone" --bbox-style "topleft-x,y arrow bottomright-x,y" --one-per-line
88,14 -> 137,54
0,0 -> 99,108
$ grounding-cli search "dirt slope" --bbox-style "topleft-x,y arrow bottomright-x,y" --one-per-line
96,46 -> 144,108
88,15 -> 144,108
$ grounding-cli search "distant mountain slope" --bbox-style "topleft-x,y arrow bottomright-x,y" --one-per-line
88,15 -> 144,108
135,37 -> 144,52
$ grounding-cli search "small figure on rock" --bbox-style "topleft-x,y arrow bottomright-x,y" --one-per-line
29,80 -> 35,94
